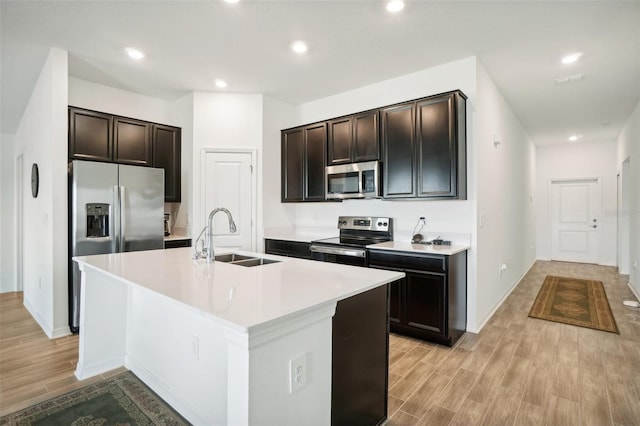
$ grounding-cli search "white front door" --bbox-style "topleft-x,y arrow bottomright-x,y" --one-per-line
550,178 -> 600,264
202,150 -> 255,251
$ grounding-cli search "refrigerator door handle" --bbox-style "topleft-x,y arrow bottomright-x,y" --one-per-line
113,185 -> 121,253
119,186 -> 126,252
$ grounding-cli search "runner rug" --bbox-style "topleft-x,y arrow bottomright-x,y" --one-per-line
0,371 -> 190,426
529,275 -> 619,334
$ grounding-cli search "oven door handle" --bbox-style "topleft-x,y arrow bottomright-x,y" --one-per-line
310,244 -> 367,258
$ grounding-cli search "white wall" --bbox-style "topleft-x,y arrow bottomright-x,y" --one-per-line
0,133 -> 16,293
535,140 -> 618,266
13,48 -> 69,337
168,93 -> 194,236
474,61 -> 536,330
69,77 -> 173,125
617,99 -> 640,297
191,93 -> 264,237
261,96 -> 296,235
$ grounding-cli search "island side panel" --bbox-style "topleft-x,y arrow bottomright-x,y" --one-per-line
125,284 -> 230,426
75,265 -> 128,380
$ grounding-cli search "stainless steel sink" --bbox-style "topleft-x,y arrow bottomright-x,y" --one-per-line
214,253 -> 280,267
232,258 -> 281,267
214,253 -> 255,263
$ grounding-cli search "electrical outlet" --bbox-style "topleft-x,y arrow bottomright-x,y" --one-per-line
289,353 -> 307,393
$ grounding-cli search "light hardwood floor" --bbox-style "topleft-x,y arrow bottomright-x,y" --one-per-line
0,291 -> 125,417
387,261 -> 640,426
1,261 -> 639,425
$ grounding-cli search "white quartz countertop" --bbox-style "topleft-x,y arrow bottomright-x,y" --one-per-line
74,248 -> 403,333
367,241 -> 470,256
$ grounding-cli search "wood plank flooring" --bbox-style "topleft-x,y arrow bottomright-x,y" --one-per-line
1,260 -> 639,425
387,261 -> 640,425
0,291 -> 126,417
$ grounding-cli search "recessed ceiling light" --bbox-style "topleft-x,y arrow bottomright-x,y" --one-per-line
125,47 -> 144,60
568,134 -> 583,142
561,52 -> 583,64
215,79 -> 227,88
291,41 -> 308,54
386,0 -> 405,12
224,0 -> 239,3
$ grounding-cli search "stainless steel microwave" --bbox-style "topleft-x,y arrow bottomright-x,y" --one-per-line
326,161 -> 380,200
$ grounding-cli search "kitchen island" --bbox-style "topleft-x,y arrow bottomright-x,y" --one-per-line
73,247 -> 403,425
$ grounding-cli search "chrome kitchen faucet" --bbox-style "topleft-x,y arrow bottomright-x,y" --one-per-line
205,207 -> 237,263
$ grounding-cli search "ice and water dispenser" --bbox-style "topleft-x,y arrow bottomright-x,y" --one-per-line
86,203 -> 110,238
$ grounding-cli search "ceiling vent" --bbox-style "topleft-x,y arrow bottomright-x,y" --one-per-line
554,73 -> 586,85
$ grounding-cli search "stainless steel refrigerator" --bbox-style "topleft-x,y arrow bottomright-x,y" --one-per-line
68,160 -> 164,332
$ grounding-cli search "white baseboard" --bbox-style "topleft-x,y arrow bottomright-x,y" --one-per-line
75,357 -> 125,381
469,257 -> 536,333
23,298 -> 53,338
125,355 -> 208,426
51,325 -> 72,339
628,282 -> 640,301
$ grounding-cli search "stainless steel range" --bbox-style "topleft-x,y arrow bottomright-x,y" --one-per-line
310,216 -> 393,266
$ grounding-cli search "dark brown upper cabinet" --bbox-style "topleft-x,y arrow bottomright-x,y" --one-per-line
68,108 -> 113,162
113,117 -> 152,166
69,107 -> 182,202
381,103 -> 416,198
281,123 -> 327,202
282,127 -> 304,201
327,110 -> 379,165
382,90 -> 467,200
69,107 -> 151,166
152,124 -> 182,202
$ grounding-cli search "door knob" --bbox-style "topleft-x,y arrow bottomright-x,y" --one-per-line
592,225 -> 597,228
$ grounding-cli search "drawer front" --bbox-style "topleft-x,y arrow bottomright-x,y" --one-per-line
265,239 -> 311,259
368,249 -> 446,273
164,239 -> 191,249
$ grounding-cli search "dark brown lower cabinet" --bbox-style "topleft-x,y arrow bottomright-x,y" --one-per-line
264,239 -> 311,259
164,239 -> 191,249
369,249 -> 467,347
332,284 -> 389,426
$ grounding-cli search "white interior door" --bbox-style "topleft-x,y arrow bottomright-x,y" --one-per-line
550,178 -> 600,264
202,150 -> 255,251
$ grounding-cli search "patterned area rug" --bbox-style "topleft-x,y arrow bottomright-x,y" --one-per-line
529,275 -> 619,334
0,371 -> 190,426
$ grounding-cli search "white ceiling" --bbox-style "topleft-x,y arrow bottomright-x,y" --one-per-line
2,1 -> 639,146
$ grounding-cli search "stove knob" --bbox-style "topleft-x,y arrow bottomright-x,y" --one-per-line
383,222 -> 388,226
377,222 -> 382,227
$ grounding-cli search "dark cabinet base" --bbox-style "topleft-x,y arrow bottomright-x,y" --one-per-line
164,239 -> 191,249
332,284 -> 389,426
264,239 -> 311,259
370,249 -> 467,347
